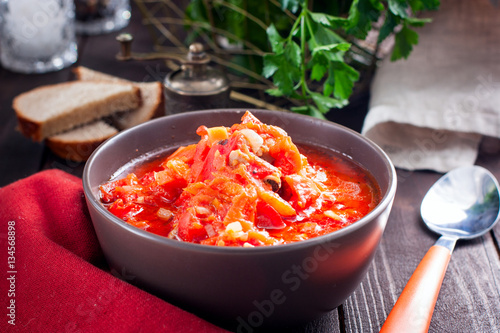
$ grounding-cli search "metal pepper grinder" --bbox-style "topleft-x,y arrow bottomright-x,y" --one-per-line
164,43 -> 230,114
116,34 -> 230,114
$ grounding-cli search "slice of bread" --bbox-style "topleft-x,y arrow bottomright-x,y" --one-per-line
73,66 -> 165,129
46,120 -> 118,162
14,81 -> 141,141
73,66 -> 129,84
43,67 -> 165,161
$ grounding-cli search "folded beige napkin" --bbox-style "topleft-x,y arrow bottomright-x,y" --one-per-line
362,0 -> 500,172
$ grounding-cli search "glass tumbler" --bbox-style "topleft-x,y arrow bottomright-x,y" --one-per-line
0,0 -> 78,74
74,0 -> 130,35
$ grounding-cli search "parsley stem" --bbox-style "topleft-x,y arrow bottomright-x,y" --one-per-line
300,4 -> 308,104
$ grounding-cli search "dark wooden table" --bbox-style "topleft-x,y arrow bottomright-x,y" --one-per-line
1,3 -> 499,332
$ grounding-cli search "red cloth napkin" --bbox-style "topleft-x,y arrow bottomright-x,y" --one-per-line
0,169 -> 228,332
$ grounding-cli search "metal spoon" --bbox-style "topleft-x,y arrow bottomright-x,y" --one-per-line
380,165 -> 500,333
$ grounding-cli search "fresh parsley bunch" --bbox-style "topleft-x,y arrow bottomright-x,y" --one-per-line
263,0 -> 440,118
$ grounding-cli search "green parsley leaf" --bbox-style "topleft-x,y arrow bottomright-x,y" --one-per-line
266,24 -> 285,54
291,105 -> 327,119
311,62 -> 327,82
409,0 -> 440,11
308,12 -> 348,29
262,53 -> 280,78
329,62 -> 360,100
388,0 -> 409,18
346,0 -> 383,40
310,91 -> 348,113
280,0 -> 301,13
285,40 -> 302,67
265,88 -> 285,97
391,24 -> 419,61
262,41 -> 302,95
405,17 -> 432,27
311,42 -> 351,56
307,14 -> 346,48
378,12 -> 399,43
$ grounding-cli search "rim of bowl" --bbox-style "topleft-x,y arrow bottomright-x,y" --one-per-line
83,109 -> 397,255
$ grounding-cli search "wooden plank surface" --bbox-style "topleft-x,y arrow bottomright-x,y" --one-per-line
344,162 -> 500,333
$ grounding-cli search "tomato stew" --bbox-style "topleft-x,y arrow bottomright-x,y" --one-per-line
100,112 -> 381,247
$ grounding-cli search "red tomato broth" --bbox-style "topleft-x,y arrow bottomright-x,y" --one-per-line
99,111 -> 381,247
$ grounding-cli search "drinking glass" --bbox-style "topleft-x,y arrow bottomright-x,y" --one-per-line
74,0 -> 130,35
0,0 -> 78,74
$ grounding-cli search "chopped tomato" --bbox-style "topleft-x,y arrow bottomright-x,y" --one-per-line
177,208 -> 208,242
255,201 -> 286,229
269,137 -> 302,175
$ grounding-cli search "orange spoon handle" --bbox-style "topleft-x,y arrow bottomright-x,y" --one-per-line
380,245 -> 452,333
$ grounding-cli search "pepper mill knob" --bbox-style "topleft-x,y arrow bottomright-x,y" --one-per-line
116,33 -> 134,60
187,43 -> 209,64
189,43 -> 204,55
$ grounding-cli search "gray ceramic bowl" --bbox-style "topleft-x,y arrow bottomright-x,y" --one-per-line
83,109 -> 397,330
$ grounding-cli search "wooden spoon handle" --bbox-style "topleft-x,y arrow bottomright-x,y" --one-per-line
380,245 -> 452,333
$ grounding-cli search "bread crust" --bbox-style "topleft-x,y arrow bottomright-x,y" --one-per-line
46,120 -> 119,161
151,82 -> 166,119
46,136 -> 111,162
73,66 -> 127,83
16,114 -> 42,141
113,81 -> 165,129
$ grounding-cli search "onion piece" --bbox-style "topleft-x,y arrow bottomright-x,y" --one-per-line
157,207 -> 173,220
239,129 -> 264,153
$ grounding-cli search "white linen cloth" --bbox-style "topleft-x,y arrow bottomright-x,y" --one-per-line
362,0 -> 500,172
